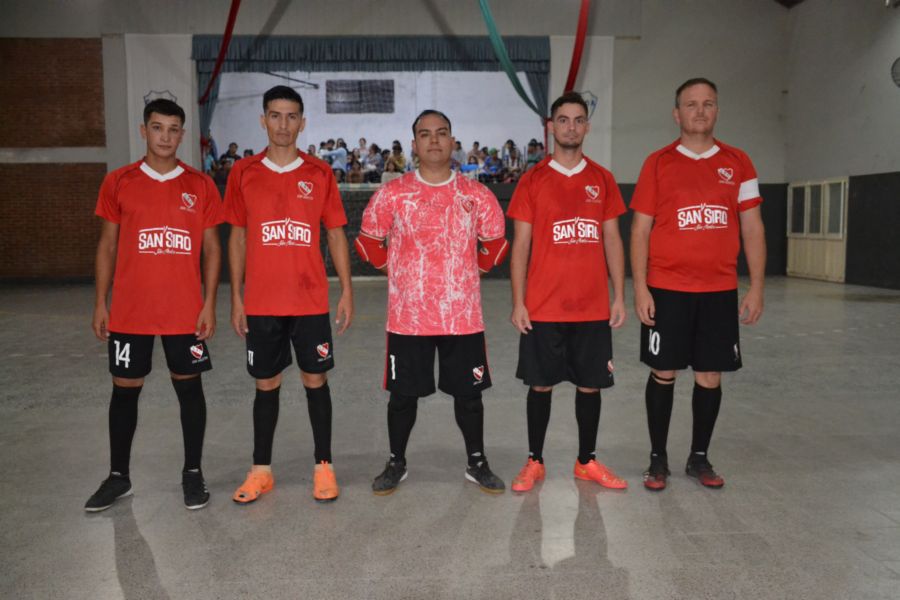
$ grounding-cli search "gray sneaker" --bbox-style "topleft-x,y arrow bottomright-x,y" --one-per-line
465,460 -> 505,494
372,459 -> 408,495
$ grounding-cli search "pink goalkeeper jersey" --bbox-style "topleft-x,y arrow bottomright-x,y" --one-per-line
361,170 -> 506,335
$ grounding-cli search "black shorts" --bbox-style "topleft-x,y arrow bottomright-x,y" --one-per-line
640,287 -> 742,372
246,314 -> 334,379
108,332 -> 212,379
384,332 -> 491,397
516,321 -> 615,389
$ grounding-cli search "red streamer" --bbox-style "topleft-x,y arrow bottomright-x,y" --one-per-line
563,0 -> 590,93
199,0 -> 242,106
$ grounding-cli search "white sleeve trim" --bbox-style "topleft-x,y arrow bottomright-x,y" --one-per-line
738,178 -> 760,203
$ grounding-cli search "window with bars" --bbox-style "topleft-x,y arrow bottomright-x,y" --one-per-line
787,179 -> 847,239
325,80 -> 395,114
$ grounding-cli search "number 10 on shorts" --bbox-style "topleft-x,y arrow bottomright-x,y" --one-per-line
648,329 -> 661,356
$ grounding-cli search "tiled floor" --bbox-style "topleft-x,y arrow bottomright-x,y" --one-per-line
2,277 -> 899,599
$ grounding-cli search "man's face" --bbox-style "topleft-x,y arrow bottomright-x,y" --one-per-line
549,102 -> 589,150
412,114 -> 454,168
228,143 -> 238,153
140,113 -> 184,160
674,84 -> 718,136
260,99 -> 305,148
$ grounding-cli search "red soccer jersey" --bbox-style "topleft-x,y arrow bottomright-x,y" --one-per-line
630,140 -> 762,292
361,171 -> 505,335
95,160 -> 224,335
507,157 -> 626,322
224,150 -> 347,316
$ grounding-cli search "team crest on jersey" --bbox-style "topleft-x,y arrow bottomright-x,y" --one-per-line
137,226 -> 192,255
584,185 -> 601,203
261,218 -> 312,247
676,203 -> 729,231
473,365 -> 485,383
316,343 -> 330,360
717,168 -> 735,185
297,181 -> 314,199
460,197 -> 475,213
552,217 -> 600,245
181,193 -> 197,212
189,344 -> 205,360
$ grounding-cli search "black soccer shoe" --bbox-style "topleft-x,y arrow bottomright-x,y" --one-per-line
685,453 -> 725,488
372,459 -> 408,495
84,473 -> 133,512
643,454 -> 671,491
182,470 -> 210,510
465,460 -> 506,494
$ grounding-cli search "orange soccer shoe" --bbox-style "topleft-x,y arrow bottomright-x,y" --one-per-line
313,461 -> 340,502
574,459 -> 628,490
511,458 -> 546,492
232,469 -> 275,504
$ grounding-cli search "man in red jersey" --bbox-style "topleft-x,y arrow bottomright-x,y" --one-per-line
85,99 -> 223,512
631,78 -> 766,491
355,110 -> 508,495
226,86 -> 353,504
507,92 -> 628,493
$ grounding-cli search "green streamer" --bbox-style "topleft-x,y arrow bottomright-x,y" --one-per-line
478,0 -> 544,118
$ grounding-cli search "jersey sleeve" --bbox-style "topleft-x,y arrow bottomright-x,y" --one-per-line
202,175 -> 225,228
321,171 -> 348,229
737,151 -> 762,212
360,186 -> 393,239
603,170 -> 627,221
629,154 -> 659,217
506,172 -> 534,223
476,186 -> 506,240
94,172 -> 120,223
223,165 -> 246,227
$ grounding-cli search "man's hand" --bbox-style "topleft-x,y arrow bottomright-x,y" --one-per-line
231,298 -> 248,338
634,285 -> 656,326
739,286 -> 764,325
609,297 -> 627,329
195,303 -> 217,340
335,291 -> 353,335
510,303 -> 532,334
92,303 -> 110,341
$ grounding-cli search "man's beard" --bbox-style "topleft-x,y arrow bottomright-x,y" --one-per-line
555,140 -> 581,150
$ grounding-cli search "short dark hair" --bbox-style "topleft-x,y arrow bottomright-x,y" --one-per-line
675,78 -> 717,107
262,85 -> 304,113
411,109 -> 452,136
550,92 -> 589,119
143,99 -> 185,125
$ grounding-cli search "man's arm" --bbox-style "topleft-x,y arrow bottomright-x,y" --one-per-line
509,219 -> 532,334
630,212 -> 656,326
196,226 -> 222,340
93,220 -> 119,341
326,227 -> 354,334
738,206 -> 766,324
602,217 -> 626,329
228,225 -> 248,337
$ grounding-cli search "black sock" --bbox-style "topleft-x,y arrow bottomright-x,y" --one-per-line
252,387 -> 280,465
691,383 -> 722,455
305,383 -> 332,463
109,384 -> 141,477
387,392 -> 417,463
575,389 -> 601,464
646,374 -> 675,459
172,376 -> 206,472
526,388 -> 552,463
454,392 -> 485,466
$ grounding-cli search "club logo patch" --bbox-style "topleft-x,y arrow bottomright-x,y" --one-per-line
585,185 -> 600,202
190,344 -> 204,360
316,343 -> 330,358
181,193 -> 197,209
297,181 -> 314,198
460,197 -> 474,213
717,168 -> 734,185
473,366 -> 485,382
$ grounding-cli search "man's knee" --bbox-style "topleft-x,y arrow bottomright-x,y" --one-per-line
694,371 -> 721,388
650,369 -> 677,385
112,376 -> 144,388
256,374 -> 282,391
300,370 -> 327,389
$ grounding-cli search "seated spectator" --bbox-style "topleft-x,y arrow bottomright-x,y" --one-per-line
451,141 -> 467,170
467,141 -> 481,162
381,158 -> 403,184
322,138 -> 349,181
213,158 -> 233,186
346,159 -> 365,184
362,144 -> 384,183
220,142 -> 240,162
356,137 -> 368,157
307,144 -> 317,156
501,139 -> 515,163
202,149 -> 217,175
243,148 -> 254,158
461,155 -> 481,180
504,145 -> 524,181
480,148 -> 502,183
525,139 -> 542,171
390,141 -> 407,172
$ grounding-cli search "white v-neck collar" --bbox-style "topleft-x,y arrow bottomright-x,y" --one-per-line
415,169 -> 456,187
261,155 -> 304,173
675,144 -> 720,160
548,159 -> 587,177
140,162 -> 184,182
